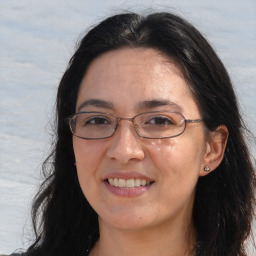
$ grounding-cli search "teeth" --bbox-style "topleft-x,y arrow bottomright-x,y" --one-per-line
126,179 -> 135,188
119,179 -> 126,188
135,178 -> 141,186
107,178 -> 152,188
114,178 -> 118,186
141,179 -> 146,186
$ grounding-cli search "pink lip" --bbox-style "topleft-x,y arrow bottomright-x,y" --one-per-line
104,181 -> 153,197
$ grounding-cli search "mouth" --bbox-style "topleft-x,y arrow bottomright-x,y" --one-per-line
105,178 -> 154,188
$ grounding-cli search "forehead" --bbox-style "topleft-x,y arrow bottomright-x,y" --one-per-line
83,47 -> 183,84
77,48 -> 199,116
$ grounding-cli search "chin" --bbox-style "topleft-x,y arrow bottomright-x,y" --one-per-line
98,206 -> 159,231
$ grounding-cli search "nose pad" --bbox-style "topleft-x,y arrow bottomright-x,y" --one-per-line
106,121 -> 145,163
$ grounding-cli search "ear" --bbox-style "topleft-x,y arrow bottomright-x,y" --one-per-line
200,125 -> 229,176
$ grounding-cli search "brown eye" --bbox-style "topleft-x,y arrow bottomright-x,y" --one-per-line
85,116 -> 110,125
146,116 -> 175,126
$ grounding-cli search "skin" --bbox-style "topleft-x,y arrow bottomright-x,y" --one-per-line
73,48 -> 228,256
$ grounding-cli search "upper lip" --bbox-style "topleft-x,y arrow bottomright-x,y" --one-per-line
102,171 -> 154,181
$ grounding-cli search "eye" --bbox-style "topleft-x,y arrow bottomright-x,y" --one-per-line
146,116 -> 175,126
85,116 -> 111,126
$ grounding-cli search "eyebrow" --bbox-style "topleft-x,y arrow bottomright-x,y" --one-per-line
138,99 -> 183,112
77,99 -> 114,112
77,98 -> 183,112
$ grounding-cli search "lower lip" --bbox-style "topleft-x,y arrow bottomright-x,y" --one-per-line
104,181 -> 153,197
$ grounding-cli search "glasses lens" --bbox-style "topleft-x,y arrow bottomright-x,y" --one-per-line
135,112 -> 185,138
70,112 -> 116,139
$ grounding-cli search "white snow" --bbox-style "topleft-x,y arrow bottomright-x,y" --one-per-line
0,0 -> 255,254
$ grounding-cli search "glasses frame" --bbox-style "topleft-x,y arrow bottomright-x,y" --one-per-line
66,111 -> 203,140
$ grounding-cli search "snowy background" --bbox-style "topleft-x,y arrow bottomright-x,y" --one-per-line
0,0 -> 255,254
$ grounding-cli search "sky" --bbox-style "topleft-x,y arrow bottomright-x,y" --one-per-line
0,0 -> 255,254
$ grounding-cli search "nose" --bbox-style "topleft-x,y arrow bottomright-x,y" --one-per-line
106,120 -> 145,164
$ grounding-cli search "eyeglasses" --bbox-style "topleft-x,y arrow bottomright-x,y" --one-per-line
67,111 -> 203,140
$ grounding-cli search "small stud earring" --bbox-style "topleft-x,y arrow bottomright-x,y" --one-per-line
74,162 -> 77,166
204,165 -> 210,172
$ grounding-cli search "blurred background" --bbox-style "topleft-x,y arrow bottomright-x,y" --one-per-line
0,0 -> 255,254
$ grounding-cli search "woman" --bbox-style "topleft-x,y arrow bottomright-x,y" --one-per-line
16,12 -> 255,256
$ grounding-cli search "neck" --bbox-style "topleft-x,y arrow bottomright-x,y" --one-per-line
90,217 -> 196,256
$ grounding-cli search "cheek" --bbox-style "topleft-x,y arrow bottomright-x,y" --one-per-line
146,137 -> 205,184
73,139 -> 106,189
73,138 -> 106,165
143,138 -> 205,218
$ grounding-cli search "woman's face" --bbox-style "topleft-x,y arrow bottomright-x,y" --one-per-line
73,48 -> 210,232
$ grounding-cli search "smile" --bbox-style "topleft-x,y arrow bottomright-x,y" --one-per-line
107,178 -> 153,188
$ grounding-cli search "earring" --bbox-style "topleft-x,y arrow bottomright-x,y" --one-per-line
204,165 -> 210,172
74,162 -> 77,166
